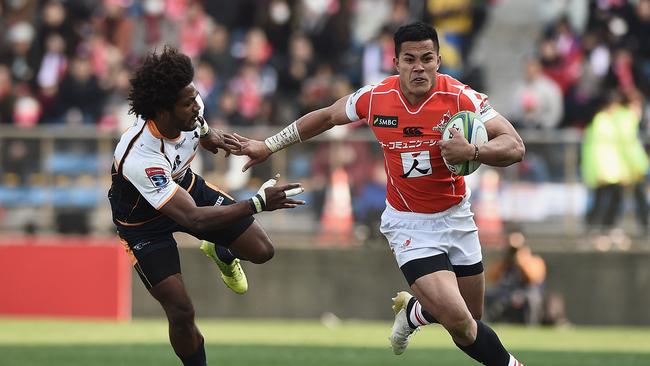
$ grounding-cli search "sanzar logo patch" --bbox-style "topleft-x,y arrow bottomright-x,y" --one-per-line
373,115 -> 398,128
145,167 -> 169,188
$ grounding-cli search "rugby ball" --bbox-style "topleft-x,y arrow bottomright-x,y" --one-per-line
441,111 -> 488,176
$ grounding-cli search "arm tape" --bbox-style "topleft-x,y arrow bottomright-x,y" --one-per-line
264,121 -> 301,153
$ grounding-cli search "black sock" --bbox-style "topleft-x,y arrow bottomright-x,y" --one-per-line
455,320 -> 510,366
214,246 -> 236,264
176,338 -> 207,366
405,297 -> 438,329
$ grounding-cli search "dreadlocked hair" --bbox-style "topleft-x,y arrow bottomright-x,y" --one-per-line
128,46 -> 194,120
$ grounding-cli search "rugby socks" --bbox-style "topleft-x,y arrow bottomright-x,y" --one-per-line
176,338 -> 207,366
455,320 -> 522,366
406,297 -> 438,329
214,246 -> 236,264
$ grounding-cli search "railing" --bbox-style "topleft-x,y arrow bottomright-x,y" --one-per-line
1,126 -> 648,245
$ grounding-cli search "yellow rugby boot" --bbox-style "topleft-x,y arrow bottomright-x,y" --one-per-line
200,241 -> 248,294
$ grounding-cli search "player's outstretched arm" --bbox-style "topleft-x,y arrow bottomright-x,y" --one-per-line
159,174 -> 304,232
232,95 -> 352,172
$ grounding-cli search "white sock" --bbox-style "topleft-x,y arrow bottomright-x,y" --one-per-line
508,354 -> 524,366
408,299 -> 432,328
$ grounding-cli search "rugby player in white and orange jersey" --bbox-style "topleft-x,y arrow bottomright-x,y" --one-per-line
233,22 -> 525,366
109,47 -> 304,366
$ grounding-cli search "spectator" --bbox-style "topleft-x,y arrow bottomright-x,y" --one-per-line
200,23 -> 236,83
3,22 -> 37,84
581,90 -> 634,235
425,0 -> 474,77
35,0 -> 79,60
0,65 -> 16,124
35,33 -> 67,124
178,1 -> 213,59
193,60 -> 222,121
627,0 -> 650,87
361,25 -> 395,85
511,57 -> 563,130
620,91 -> 649,237
56,55 -> 105,125
569,30 -> 610,126
485,232 -> 547,325
274,32 -> 315,122
93,0 -> 135,59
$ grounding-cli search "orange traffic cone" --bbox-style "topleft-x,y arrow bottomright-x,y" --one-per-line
318,168 -> 354,247
473,169 -> 505,248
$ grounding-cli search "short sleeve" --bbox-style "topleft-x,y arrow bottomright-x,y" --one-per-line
122,152 -> 179,210
459,86 -> 498,122
345,84 -> 374,121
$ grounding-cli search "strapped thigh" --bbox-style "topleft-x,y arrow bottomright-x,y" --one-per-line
400,253 -> 454,285
401,254 -> 484,285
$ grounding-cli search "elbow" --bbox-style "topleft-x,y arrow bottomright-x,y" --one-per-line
185,211 -> 207,232
514,141 -> 526,163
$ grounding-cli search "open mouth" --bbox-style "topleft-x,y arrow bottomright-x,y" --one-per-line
412,77 -> 427,83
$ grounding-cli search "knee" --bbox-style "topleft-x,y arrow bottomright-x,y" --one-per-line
165,302 -> 196,327
249,243 -> 274,264
442,315 -> 476,345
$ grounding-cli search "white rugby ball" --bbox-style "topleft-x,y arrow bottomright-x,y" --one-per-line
441,111 -> 488,176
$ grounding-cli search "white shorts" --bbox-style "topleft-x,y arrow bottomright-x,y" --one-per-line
380,195 -> 482,269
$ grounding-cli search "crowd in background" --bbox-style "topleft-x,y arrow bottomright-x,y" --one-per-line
510,0 -> 650,131
1,0 -> 648,131
0,0 -> 492,131
0,0 -> 649,239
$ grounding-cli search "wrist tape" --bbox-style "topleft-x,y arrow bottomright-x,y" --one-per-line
198,118 -> 210,137
264,121 -> 301,152
249,194 -> 265,214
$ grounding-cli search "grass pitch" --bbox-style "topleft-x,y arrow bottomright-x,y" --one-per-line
1,318 -> 649,366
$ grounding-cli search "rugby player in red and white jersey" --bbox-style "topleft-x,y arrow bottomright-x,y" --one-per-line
234,22 -> 525,366
109,47 -> 304,366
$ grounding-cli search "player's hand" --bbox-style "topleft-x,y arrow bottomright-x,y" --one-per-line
438,127 -> 474,164
231,133 -> 273,172
198,119 -> 241,157
249,174 -> 305,213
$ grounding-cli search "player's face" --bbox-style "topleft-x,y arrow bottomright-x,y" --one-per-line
172,85 -> 201,131
394,40 -> 441,102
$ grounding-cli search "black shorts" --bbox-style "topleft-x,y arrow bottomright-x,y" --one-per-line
400,253 -> 484,286
117,174 -> 254,289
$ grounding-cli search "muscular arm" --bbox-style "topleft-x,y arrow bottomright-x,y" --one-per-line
440,114 -> 525,167
234,96 -> 353,171
159,188 -> 254,232
294,95 -> 353,140
480,114 -> 525,167
158,178 -> 304,232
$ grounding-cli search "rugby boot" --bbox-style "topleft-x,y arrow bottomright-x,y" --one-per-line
200,241 -> 248,294
389,291 -> 419,355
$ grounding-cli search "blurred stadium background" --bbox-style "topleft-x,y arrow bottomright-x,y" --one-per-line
1,0 -> 650,365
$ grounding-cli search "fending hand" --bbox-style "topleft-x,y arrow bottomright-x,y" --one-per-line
231,133 -> 273,172
249,174 -> 305,213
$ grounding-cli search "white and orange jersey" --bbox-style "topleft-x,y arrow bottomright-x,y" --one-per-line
109,95 -> 206,226
112,116 -> 200,210
345,74 -> 498,213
